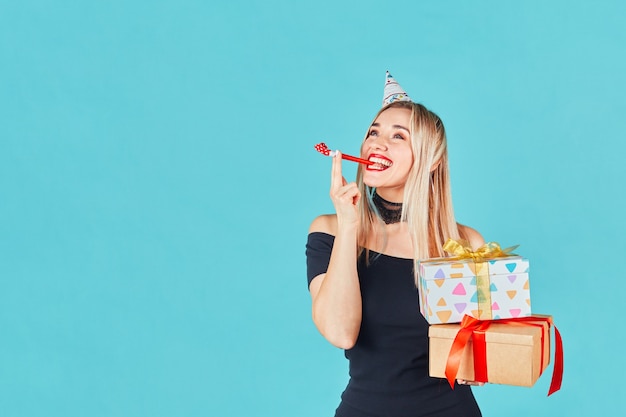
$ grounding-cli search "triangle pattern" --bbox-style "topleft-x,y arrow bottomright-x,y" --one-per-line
436,310 -> 452,323
454,303 -> 467,313
452,283 -> 466,295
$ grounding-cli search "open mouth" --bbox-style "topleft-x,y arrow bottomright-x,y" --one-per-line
367,155 -> 393,171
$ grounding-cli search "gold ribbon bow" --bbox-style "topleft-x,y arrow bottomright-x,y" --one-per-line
442,239 -> 518,262
442,239 -> 519,320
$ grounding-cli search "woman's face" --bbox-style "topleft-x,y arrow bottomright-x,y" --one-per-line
361,106 -> 414,200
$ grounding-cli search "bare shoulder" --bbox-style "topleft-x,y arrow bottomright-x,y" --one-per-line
309,214 -> 338,235
457,223 -> 485,250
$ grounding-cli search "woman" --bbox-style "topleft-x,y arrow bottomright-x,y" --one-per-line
306,73 -> 485,417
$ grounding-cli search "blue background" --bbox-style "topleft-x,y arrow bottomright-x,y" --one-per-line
2,1 -> 625,416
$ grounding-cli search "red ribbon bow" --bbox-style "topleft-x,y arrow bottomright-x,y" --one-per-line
444,315 -> 563,396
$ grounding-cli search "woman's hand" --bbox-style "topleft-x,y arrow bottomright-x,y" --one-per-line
457,379 -> 485,386
330,151 -> 361,228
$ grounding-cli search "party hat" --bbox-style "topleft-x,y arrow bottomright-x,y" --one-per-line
382,71 -> 412,106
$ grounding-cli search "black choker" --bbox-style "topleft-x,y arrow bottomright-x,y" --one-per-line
372,192 -> 403,224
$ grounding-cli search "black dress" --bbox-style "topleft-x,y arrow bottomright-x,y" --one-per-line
306,232 -> 482,417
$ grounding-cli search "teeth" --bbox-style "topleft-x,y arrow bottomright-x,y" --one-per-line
369,156 -> 393,169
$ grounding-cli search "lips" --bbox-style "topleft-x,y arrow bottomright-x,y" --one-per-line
366,154 -> 393,171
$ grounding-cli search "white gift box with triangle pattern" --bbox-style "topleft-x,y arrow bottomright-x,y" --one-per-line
418,256 -> 531,324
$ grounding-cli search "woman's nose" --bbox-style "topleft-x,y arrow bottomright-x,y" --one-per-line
369,137 -> 387,151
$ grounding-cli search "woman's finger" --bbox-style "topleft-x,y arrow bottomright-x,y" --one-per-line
330,151 -> 343,190
457,379 -> 485,386
331,181 -> 359,202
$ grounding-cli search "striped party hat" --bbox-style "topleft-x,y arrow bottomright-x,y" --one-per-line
382,71 -> 412,106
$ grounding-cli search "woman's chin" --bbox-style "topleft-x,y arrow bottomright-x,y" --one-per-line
363,178 -> 381,188
363,172 -> 389,188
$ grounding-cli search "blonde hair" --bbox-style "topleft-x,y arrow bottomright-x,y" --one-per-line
355,101 -> 461,284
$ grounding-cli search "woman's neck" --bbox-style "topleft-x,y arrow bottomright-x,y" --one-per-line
374,188 -> 404,204
372,190 -> 403,224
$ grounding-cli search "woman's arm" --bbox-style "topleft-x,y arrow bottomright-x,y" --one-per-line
308,153 -> 363,349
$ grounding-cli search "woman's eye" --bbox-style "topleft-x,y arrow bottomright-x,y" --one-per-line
393,133 -> 405,140
368,130 -> 378,137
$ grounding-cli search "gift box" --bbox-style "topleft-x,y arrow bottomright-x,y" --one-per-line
429,316 -> 551,387
418,253 -> 531,324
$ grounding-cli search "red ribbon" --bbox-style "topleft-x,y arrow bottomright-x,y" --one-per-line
444,315 -> 563,396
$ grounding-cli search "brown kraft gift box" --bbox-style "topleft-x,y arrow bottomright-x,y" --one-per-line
428,316 -> 551,387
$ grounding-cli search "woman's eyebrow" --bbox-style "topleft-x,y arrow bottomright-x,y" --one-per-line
371,122 -> 410,133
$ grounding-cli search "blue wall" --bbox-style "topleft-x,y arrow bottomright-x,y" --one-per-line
2,1 -> 624,415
